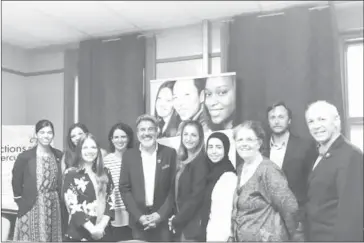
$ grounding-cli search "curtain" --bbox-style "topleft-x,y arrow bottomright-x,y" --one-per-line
228,6 -> 344,139
78,34 -> 145,150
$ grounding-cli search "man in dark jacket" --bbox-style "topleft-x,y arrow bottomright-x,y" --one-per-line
304,100 -> 363,241
120,114 -> 176,241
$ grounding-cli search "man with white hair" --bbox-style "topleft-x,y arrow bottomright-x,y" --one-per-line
304,100 -> 363,241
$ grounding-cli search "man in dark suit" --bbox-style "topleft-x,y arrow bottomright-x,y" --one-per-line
304,100 -> 363,241
265,102 -> 316,211
120,114 -> 176,241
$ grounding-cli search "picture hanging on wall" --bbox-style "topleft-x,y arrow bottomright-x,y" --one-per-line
149,72 -> 238,167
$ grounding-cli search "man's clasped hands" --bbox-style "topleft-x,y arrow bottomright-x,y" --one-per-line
139,212 -> 161,231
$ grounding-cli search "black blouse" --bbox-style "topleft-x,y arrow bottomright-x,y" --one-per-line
62,167 -> 115,241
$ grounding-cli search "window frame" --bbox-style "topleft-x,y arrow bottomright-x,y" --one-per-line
341,32 -> 363,142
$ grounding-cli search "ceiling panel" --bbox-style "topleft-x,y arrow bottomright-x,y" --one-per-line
182,1 -> 261,20
258,1 -> 328,11
2,1 -> 353,50
23,1 -> 138,36
2,2 -> 87,45
102,1 -> 201,30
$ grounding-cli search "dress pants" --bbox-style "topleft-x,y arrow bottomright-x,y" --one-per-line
131,206 -> 171,242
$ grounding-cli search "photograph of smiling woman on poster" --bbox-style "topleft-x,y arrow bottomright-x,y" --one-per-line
154,80 -> 181,138
204,75 -> 236,132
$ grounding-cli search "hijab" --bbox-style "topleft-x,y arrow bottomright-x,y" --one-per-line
200,132 -> 236,239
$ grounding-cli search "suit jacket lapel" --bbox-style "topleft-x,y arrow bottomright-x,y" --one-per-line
307,136 -> 344,186
282,134 -> 294,172
136,151 -> 146,203
153,146 -> 163,200
29,147 -> 37,179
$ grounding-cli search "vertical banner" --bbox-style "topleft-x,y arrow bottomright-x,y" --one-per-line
150,72 -> 237,167
1,125 -> 37,211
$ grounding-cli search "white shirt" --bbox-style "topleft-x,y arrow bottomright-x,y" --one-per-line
206,172 -> 238,241
269,132 -> 290,169
239,153 -> 263,187
312,134 -> 340,171
140,144 -> 158,207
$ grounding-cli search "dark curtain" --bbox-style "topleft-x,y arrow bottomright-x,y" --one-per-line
228,6 -> 344,140
78,34 -> 145,150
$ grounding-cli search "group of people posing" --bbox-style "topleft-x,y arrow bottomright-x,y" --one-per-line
11,100 -> 363,242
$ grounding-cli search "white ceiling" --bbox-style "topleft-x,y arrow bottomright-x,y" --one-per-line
1,1 -> 359,49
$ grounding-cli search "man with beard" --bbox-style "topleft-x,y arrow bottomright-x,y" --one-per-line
264,102 -> 316,237
119,114 -> 176,241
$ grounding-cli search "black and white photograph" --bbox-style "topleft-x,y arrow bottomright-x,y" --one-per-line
150,73 -> 236,139
1,1 -> 363,242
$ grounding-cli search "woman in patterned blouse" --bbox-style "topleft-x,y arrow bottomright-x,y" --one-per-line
230,121 -> 302,242
12,119 -> 63,242
63,133 -> 115,242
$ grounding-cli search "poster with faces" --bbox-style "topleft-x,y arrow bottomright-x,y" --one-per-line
1,125 -> 38,211
150,72 -> 237,167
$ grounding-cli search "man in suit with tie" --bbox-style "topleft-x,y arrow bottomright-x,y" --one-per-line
304,100 -> 363,241
120,114 -> 176,241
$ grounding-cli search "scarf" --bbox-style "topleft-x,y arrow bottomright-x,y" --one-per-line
200,132 -> 236,240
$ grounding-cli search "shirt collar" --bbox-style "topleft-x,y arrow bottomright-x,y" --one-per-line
317,133 -> 341,156
270,131 -> 290,149
139,142 -> 158,155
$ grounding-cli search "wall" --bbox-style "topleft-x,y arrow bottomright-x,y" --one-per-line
2,72 -> 27,125
1,43 -> 29,125
2,43 -> 30,72
1,43 -> 65,150
336,2 -> 363,32
155,21 -> 222,79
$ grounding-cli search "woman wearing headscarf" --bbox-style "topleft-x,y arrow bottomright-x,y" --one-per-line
200,132 -> 237,241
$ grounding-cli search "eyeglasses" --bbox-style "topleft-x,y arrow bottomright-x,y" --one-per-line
235,137 -> 259,144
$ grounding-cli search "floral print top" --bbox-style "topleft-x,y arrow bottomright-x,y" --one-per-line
62,167 -> 115,241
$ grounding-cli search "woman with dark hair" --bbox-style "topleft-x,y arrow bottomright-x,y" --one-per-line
200,132 -> 237,241
61,123 -> 108,173
12,119 -> 63,241
230,121 -> 301,241
154,80 -> 181,138
60,123 -> 89,238
204,75 -> 236,131
61,123 -> 89,173
63,133 -> 114,242
168,120 -> 208,241
103,122 -> 134,241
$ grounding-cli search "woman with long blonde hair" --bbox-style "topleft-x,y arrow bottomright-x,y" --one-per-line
62,133 -> 115,242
